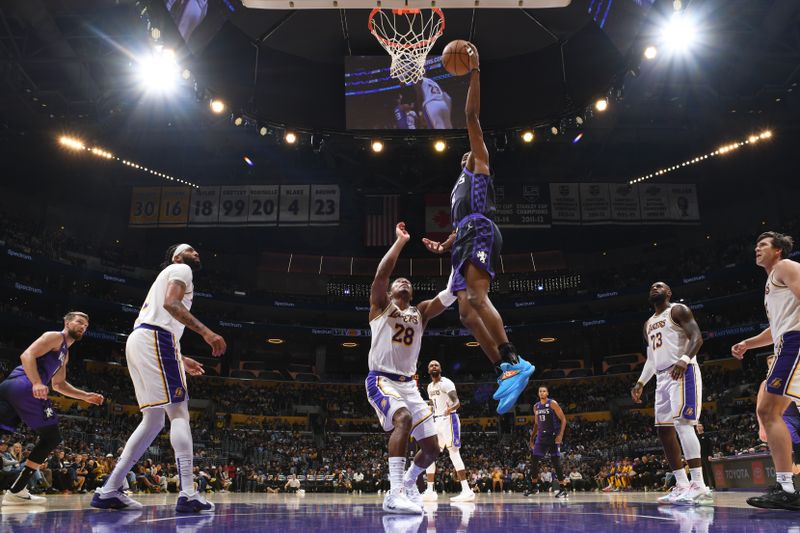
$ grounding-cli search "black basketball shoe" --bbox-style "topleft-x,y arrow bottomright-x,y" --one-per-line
747,483 -> 800,511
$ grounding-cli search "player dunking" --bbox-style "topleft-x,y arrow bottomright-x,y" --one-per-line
527,385 -> 568,498
0,312 -> 104,505
631,282 -> 712,506
423,360 -> 474,502
422,43 -> 534,415
92,244 -> 226,513
732,231 -> 800,510
365,223 -> 453,514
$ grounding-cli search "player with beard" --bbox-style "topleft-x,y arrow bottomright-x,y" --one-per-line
0,311 -> 103,505
631,282 -> 712,506
92,244 -> 226,513
423,360 -> 474,502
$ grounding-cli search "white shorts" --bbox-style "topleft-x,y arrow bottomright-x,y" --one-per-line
126,326 -> 188,410
434,413 -> 461,451
422,99 -> 452,129
365,372 -> 436,441
654,363 -> 702,426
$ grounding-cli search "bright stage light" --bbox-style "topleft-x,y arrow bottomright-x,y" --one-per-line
434,140 -> 446,152
371,140 -> 384,153
209,99 -> 225,114
59,136 -> 85,151
644,46 -> 658,60
661,11 -> 697,53
284,132 -> 297,144
136,48 -> 180,93
259,126 -> 268,136
595,98 -> 608,112
521,131 -> 534,143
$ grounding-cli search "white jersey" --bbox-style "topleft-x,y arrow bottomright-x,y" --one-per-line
645,304 -> 690,372
427,376 -> 457,417
368,302 -> 424,376
134,263 -> 194,340
765,266 -> 800,340
419,78 -> 448,106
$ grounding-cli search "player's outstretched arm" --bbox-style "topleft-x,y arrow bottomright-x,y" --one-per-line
164,280 -> 227,357
369,222 -> 410,321
51,361 -> 104,405
669,304 -> 703,379
732,327 -> 773,359
464,45 -> 490,176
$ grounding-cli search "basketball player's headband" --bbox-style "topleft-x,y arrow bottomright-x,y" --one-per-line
173,243 -> 193,259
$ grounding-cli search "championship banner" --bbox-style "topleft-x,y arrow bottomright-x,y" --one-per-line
495,183 -> 551,228
129,185 -> 339,228
550,183 -> 581,225
579,183 -> 611,224
609,184 -> 641,223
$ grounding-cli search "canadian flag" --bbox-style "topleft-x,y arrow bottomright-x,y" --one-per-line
424,194 -> 451,241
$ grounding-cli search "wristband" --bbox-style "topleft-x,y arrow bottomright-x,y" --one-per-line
679,355 -> 692,364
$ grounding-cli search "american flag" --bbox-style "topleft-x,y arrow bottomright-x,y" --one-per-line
364,195 -> 399,247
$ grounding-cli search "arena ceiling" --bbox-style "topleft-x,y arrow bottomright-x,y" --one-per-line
0,0 -> 799,187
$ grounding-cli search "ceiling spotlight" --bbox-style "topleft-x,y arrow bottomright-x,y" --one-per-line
595,98 -> 608,112
550,126 -> 559,136
209,99 -> 225,114
575,116 -> 584,125
371,140 -> 384,153
760,130 -> 772,139
572,132 -> 584,144
434,140 -> 446,152
284,132 -> 297,144
59,136 -> 85,150
644,46 -> 658,60
521,131 -> 534,143
267,338 -> 285,344
136,48 -> 180,94
259,126 -> 268,137
233,116 -> 244,127
661,11 -> 698,53
243,156 -> 254,167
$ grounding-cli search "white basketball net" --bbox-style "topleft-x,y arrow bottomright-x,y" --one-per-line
368,8 -> 445,85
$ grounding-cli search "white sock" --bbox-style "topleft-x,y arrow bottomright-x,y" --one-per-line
166,403 -> 195,495
100,409 -> 164,493
689,467 -> 704,487
460,479 -> 470,492
673,468 -> 690,488
427,481 -> 434,490
388,457 -> 405,492
404,462 -> 426,487
777,472 -> 796,493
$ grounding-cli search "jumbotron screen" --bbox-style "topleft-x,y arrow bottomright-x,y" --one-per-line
345,56 -> 470,130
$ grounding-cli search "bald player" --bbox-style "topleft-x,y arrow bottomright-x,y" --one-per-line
631,282 -> 712,506
423,360 -> 474,502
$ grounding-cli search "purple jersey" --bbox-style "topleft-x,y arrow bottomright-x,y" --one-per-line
450,167 -> 496,228
535,399 -> 561,438
7,332 -> 68,386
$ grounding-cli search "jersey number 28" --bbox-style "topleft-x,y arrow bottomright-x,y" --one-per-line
392,324 -> 415,346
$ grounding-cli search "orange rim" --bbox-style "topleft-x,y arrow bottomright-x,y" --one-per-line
368,7 -> 445,50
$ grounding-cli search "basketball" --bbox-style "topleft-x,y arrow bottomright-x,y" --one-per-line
442,39 -> 476,76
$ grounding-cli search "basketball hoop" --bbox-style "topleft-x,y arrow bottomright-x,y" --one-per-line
368,8 -> 445,85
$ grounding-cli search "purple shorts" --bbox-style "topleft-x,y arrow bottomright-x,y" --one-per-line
766,331 -> 800,400
0,377 -> 58,432
450,214 -> 503,294
532,436 -> 561,458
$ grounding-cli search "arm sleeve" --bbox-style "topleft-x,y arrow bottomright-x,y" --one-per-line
167,264 -> 193,286
637,355 -> 655,386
